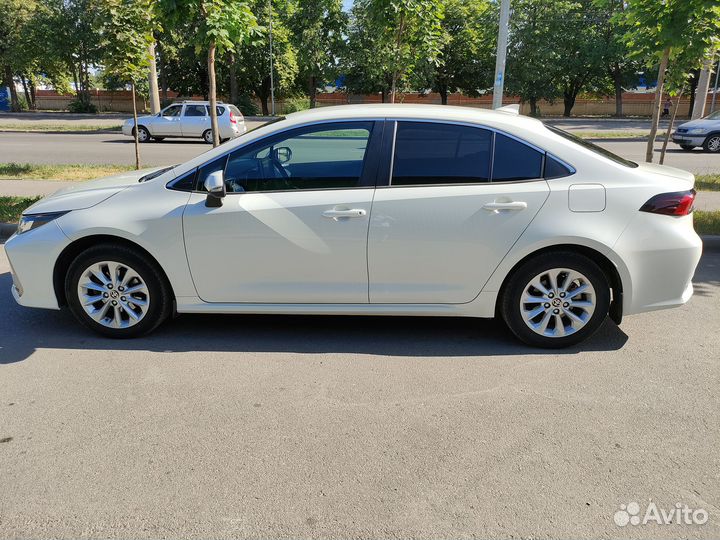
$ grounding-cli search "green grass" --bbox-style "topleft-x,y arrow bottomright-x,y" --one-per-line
695,174 -> 720,192
695,210 -> 720,235
0,162 -> 133,181
0,196 -> 42,222
0,123 -> 122,133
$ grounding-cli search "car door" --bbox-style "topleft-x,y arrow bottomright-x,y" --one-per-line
180,104 -> 209,137
183,120 -> 383,303
153,104 -> 184,136
367,120 -> 550,304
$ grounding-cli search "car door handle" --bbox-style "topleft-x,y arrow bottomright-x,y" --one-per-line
322,208 -> 367,220
482,201 -> 528,211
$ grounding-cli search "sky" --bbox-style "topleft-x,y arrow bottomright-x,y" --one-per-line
342,0 -> 354,12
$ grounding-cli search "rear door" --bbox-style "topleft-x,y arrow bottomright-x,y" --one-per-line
367,121 -> 550,304
180,103 -> 209,137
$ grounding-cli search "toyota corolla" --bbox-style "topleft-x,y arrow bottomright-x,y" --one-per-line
5,105 -> 702,347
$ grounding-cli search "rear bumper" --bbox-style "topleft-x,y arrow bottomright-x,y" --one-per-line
614,213 -> 702,315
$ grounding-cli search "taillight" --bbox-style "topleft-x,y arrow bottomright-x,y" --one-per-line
640,189 -> 695,216
230,111 -> 237,124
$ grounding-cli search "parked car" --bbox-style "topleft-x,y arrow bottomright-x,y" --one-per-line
672,110 -> 720,152
6,104 -> 702,347
122,101 -> 246,144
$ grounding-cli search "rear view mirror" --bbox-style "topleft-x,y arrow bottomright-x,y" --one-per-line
204,170 -> 226,207
274,146 -> 293,164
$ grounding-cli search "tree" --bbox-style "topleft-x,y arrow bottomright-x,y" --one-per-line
100,0 -> 155,169
505,0 -> 571,116
289,0 -> 347,108
426,0 -> 496,105
234,0 -> 297,115
0,0 -> 37,111
622,0 -> 720,162
159,0 -> 260,146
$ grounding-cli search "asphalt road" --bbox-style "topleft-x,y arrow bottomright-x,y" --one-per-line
1,126 -> 720,174
1,241 -> 719,539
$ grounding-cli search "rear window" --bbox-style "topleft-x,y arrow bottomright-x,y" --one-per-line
545,124 -> 638,168
229,105 -> 242,117
492,133 -> 544,181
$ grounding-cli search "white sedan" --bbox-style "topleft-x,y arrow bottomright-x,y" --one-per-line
5,104 -> 702,347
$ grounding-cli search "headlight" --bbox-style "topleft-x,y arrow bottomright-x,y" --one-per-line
688,128 -> 707,134
16,211 -> 68,235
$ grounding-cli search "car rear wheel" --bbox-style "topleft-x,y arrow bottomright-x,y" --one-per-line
65,244 -> 172,338
679,144 -> 695,151
202,129 -> 214,144
501,252 -> 611,348
133,126 -> 151,143
703,135 -> 720,153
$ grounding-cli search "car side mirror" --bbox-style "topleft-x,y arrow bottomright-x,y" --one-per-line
274,146 -> 293,164
204,170 -> 226,207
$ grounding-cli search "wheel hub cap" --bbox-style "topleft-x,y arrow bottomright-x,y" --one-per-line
77,261 -> 150,329
520,268 -> 596,338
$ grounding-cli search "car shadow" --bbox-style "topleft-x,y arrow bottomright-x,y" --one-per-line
103,138 -> 208,145
0,270 -> 631,364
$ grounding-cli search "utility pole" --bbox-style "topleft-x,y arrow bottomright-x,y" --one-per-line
691,51 -> 714,119
148,41 -> 161,114
492,0 -> 511,109
268,0 -> 275,116
711,56 -> 720,114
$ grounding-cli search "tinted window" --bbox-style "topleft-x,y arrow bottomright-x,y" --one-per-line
197,156 -> 228,191
544,155 -> 574,179
206,106 -> 225,116
392,122 -> 491,185
162,105 -> 182,117
184,105 -> 206,117
545,124 -> 638,168
492,133 -> 544,181
222,122 -> 373,193
168,169 -> 197,191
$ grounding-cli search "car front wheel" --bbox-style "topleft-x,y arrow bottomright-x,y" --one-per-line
65,244 -> 172,338
703,135 -> 720,153
501,252 -> 611,348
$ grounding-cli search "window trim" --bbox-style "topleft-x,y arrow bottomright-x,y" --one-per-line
380,118 -> 552,188
187,119 -> 383,195
543,153 -> 576,179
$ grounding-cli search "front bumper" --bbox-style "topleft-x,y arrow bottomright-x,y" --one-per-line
4,220 -> 71,310
122,123 -> 134,136
672,133 -> 706,146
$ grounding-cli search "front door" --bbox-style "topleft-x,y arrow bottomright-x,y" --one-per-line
183,121 -> 382,303
153,104 -> 183,136
368,121 -> 550,304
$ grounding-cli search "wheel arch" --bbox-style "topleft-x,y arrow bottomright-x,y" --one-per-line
495,243 -> 625,324
53,234 -> 175,308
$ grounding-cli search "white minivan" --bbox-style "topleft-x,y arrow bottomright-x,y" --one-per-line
122,101 -> 246,144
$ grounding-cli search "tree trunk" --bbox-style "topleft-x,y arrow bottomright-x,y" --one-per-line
29,77 -> 36,110
562,92 -> 576,117
3,65 -> 20,111
613,67 -> 623,117
229,52 -> 238,105
691,52 -> 714,120
131,82 -> 141,170
381,89 -> 386,103
687,68 -> 699,117
529,97 -> 538,117
660,88 -> 684,165
148,41 -> 161,114
390,12 -> 405,104
309,76 -> 317,108
21,75 -> 31,109
207,43 -> 220,147
438,84 -> 448,105
646,46 -> 670,163
157,38 -> 169,104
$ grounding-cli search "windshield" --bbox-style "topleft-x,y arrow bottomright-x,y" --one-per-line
703,110 -> 720,120
545,124 -> 638,168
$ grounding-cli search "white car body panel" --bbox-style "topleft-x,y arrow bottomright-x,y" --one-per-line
5,104 -> 703,337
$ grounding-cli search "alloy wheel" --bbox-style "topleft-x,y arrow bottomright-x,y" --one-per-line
520,268 -> 596,338
76,261 -> 150,329
707,136 -> 720,152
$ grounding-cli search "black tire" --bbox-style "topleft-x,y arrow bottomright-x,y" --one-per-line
202,129 -> 214,144
500,251 -> 611,348
702,134 -> 720,153
133,126 -> 151,143
65,244 -> 173,338
679,144 -> 695,151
